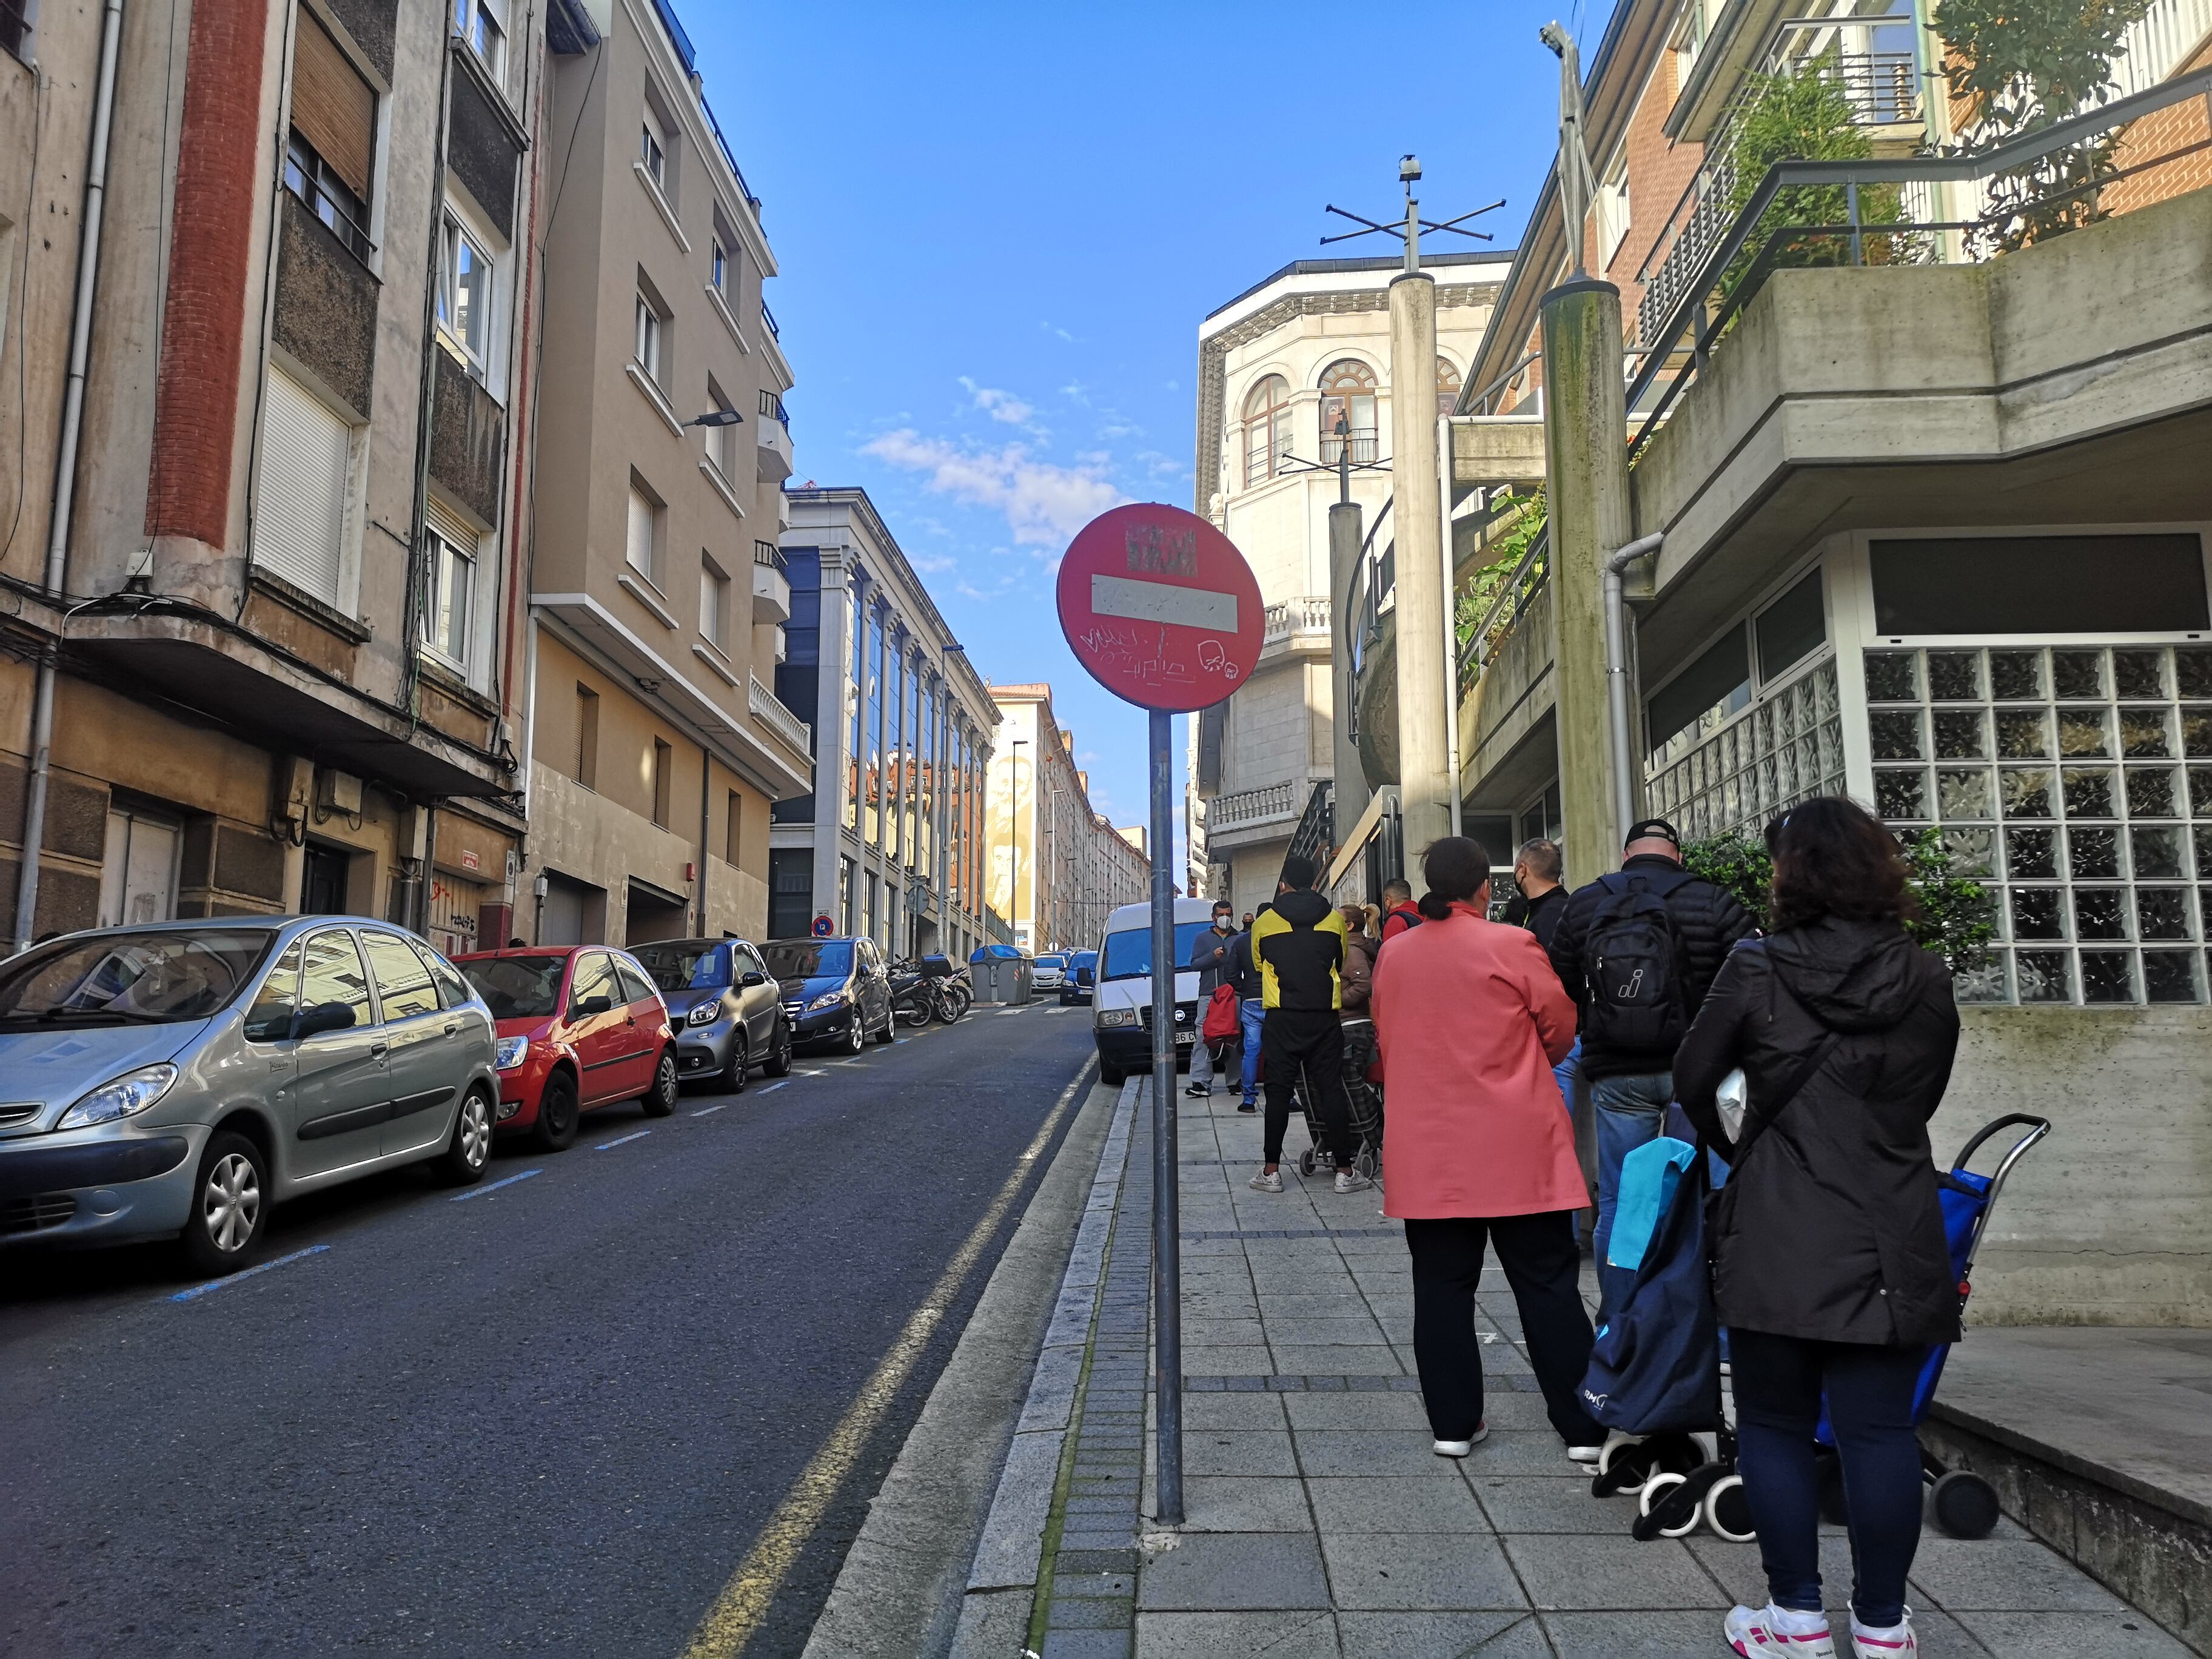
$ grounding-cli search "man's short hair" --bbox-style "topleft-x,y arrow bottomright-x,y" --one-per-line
1515,838 -> 1563,883
1211,899 -> 1233,914
1381,878 -> 1413,903
1279,854 -> 1318,890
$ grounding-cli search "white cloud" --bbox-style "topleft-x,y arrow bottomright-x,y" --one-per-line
862,429 -> 1127,546
957,376 -> 1036,427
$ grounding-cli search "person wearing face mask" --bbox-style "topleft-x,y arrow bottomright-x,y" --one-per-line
1186,900 -> 1238,1098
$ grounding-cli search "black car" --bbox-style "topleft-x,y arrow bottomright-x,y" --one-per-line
629,938 -> 793,1091
1061,950 -> 1098,1005
762,936 -> 896,1054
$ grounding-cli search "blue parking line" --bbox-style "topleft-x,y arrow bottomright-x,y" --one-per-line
451,1168 -> 543,1202
756,1081 -> 789,1094
596,1130 -> 651,1150
689,1102 -> 734,1118
168,1244 -> 329,1303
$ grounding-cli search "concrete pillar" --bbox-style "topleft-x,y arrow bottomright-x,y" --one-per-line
1389,272 -> 1450,854
1540,280 -> 1638,874
1328,499 -> 1369,860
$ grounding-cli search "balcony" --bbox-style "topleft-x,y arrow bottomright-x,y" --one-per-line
752,538 -> 790,624
748,672 -> 812,762
1203,780 -> 1301,851
1319,427 -> 1378,466
1261,594 -> 1331,662
756,390 -> 792,481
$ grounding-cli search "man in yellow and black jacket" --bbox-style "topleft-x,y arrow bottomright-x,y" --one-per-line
1248,856 -> 1367,1194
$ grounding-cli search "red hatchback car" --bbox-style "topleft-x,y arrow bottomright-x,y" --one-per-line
452,946 -> 679,1150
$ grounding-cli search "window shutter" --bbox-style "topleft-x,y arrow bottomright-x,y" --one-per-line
425,495 -> 478,553
291,11 -> 376,201
255,366 -> 351,608
627,488 -> 655,577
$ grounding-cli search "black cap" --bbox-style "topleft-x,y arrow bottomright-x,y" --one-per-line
1279,854 -> 1318,889
1624,817 -> 1681,847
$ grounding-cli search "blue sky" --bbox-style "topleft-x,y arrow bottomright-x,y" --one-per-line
688,0 -> 1607,873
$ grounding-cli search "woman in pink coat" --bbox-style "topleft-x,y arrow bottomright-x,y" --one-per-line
1371,836 -> 1607,1461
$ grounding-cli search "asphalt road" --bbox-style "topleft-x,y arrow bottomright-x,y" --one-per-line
0,999 -> 1096,1658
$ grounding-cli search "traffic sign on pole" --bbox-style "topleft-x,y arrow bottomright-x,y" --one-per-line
1056,502 -> 1260,1530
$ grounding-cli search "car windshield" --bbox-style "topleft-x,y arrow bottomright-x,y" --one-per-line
459,955 -> 568,1019
629,942 -> 729,993
762,940 -> 852,980
1099,921 -> 1213,982
0,930 -> 274,1026
1037,955 -> 1068,969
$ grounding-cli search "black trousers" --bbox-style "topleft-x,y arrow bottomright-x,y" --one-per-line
1405,1212 -> 1606,1446
1260,1007 -> 1354,1165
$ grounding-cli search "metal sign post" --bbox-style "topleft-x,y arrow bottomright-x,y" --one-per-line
1056,503 -> 1263,1530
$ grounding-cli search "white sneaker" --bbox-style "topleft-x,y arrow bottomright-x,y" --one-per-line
1433,1421 -> 1490,1457
1724,1604 -> 1836,1657
1334,1169 -> 1373,1193
1848,1610 -> 1917,1657
1248,1169 -> 1283,1193
1566,1444 -> 1602,1465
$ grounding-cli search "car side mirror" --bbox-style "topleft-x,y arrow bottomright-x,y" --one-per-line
292,1001 -> 357,1041
571,994 -> 613,1019
739,970 -> 766,988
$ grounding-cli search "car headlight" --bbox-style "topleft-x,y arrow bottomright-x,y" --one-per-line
686,1000 -> 723,1028
495,1036 -> 530,1071
806,990 -> 847,1012
1098,1008 -> 1135,1028
57,1064 -> 178,1130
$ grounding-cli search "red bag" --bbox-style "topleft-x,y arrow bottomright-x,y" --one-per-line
1201,984 -> 1239,1042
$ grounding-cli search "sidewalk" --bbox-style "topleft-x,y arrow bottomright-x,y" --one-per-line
957,1078 -> 2193,1659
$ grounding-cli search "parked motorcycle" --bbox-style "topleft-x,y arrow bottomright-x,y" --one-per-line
889,960 -> 939,1027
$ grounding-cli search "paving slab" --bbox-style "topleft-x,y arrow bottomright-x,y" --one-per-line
1306,1473 -> 1494,1534
1503,1533 -> 1727,1610
1318,1532 -> 1529,1611
1178,1476 -> 1316,1533
1136,1532 -> 1331,1611
1133,1609 -> 1341,1659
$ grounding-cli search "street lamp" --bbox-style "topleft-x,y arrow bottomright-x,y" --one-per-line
682,409 -> 742,428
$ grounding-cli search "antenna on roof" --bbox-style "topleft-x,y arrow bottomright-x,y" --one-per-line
1322,156 -> 1504,275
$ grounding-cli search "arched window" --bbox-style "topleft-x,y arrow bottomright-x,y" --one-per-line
1318,359 -> 1378,464
1241,375 -> 1292,487
1436,356 -> 1463,418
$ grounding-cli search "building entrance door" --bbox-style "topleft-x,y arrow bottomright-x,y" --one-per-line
302,844 -> 350,916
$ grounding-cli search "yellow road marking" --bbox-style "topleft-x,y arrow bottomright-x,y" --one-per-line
677,1056 -> 1099,1658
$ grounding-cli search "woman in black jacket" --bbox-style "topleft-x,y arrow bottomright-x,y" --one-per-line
1675,796 -> 1961,1659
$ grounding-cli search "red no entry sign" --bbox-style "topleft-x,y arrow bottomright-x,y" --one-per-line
1055,504 -> 1263,713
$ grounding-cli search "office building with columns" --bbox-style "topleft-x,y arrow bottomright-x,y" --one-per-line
771,488 -> 997,958
985,685 -> 1150,954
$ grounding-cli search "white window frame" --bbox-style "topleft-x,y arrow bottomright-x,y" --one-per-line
1597,154 -> 1632,267
641,122 -> 666,190
626,479 -> 663,583
700,552 -> 731,650
437,212 -> 494,377
426,537 -> 475,672
703,375 -> 738,478
455,0 -> 506,83
634,290 -> 664,385
711,235 -> 728,297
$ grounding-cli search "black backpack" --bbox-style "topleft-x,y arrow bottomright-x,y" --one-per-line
1581,870 -> 1692,1054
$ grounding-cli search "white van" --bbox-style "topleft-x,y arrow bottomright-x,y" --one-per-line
1092,897 -> 1221,1086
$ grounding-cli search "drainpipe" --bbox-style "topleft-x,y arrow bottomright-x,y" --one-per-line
697,749 -> 711,935
13,0 -> 126,955
1603,532 -> 1666,846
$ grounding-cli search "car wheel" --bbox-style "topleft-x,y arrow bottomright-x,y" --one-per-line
763,1019 -> 794,1077
874,1004 -> 897,1044
641,1048 -> 679,1116
435,1088 -> 494,1185
720,1031 -> 751,1095
533,1070 -> 581,1152
179,1130 -> 269,1276
1099,1060 -> 1124,1087
843,1013 -> 866,1054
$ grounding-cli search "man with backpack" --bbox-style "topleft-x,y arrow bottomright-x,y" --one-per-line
1548,818 -> 1754,1282
1376,878 -> 1421,947
1185,900 -> 1238,1098
1249,857 -> 1367,1195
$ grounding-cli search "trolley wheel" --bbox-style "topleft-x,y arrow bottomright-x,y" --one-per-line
1931,1470 -> 2000,1540
1704,1473 -> 1757,1542
1815,1450 -> 1850,1527
1296,1148 -> 1318,1179
1635,1472 -> 1702,1538
1355,1147 -> 1378,1180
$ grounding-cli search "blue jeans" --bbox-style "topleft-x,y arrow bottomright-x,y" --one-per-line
1238,997 -> 1265,1104
1552,1039 -> 1584,1241
1732,1329 -> 1926,1627
1590,1069 -> 1672,1285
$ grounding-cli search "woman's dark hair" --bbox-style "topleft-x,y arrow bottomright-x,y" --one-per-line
1416,836 -> 1492,920
1767,796 -> 1918,933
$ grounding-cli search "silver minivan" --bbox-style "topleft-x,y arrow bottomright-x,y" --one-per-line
0,917 -> 501,1274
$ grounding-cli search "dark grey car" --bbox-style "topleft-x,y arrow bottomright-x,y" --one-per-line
0,917 -> 500,1275
629,939 -> 794,1091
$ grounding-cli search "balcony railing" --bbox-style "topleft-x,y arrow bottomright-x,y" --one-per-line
1637,50 -> 1923,347
760,301 -> 780,341
749,673 -> 812,756
1286,781 -> 1335,870
759,390 -> 788,426
1458,525 -> 1550,696
754,538 -> 786,572
1319,427 -> 1378,465
1263,595 -> 1331,648
1208,780 -> 1297,828
1627,65 -> 2212,462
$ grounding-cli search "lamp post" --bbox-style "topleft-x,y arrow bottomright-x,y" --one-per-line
1009,737 -> 1027,950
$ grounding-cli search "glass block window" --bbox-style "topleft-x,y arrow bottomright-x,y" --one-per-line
1866,644 -> 2211,1005
1647,657 -> 1846,842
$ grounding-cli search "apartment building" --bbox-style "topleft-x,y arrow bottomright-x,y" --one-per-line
986,686 -> 1149,954
1188,253 -> 1509,917
769,486 -> 997,959
2,0 -> 547,953
522,0 -> 808,947
1410,0 -> 2212,1327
